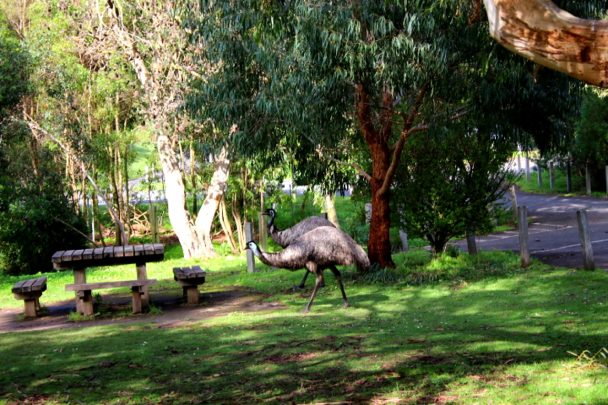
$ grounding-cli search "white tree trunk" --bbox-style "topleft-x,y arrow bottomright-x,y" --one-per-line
324,193 -> 341,229
195,146 -> 230,254
157,134 -> 204,258
483,0 -> 608,87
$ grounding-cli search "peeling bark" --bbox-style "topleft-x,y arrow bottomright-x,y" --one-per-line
483,0 -> 608,87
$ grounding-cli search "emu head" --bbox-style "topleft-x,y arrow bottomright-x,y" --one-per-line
245,240 -> 261,257
263,207 -> 276,227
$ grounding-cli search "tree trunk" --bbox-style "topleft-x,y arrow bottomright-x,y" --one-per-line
218,197 -> 238,253
369,177 -> 394,268
195,145 -> 230,256
324,194 -> 340,229
157,133 -> 204,258
483,0 -> 608,87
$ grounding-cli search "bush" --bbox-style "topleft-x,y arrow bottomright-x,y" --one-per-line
0,180 -> 87,275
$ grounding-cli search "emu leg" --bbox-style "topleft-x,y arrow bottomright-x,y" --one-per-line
304,271 -> 324,313
297,270 -> 310,289
330,266 -> 349,308
297,270 -> 325,289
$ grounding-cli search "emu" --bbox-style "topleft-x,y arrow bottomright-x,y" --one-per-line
264,207 -> 335,288
246,226 -> 370,312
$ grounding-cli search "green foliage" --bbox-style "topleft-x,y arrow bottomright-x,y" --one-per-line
0,125 -> 87,275
0,12 -> 30,119
0,177 -> 87,275
394,128 -> 513,253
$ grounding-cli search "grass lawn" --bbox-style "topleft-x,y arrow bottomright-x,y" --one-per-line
2,245 -> 608,403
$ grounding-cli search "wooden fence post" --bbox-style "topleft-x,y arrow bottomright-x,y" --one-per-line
245,222 -> 257,273
586,165 -> 592,195
149,205 -> 159,243
576,210 -> 595,270
537,163 -> 542,188
525,152 -> 531,182
549,162 -> 555,191
566,160 -> 572,193
605,166 -> 608,196
258,213 -> 267,250
510,185 -> 518,224
518,205 -> 530,268
399,229 -> 409,252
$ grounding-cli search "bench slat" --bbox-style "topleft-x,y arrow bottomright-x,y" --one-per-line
62,250 -> 75,262
12,277 -> 47,294
52,250 -> 65,263
83,248 -> 94,260
65,279 -> 157,291
124,245 -> 134,257
93,247 -> 104,260
134,245 -> 145,256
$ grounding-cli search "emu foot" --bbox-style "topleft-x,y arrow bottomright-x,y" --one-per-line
343,301 -> 350,308
302,307 -> 311,314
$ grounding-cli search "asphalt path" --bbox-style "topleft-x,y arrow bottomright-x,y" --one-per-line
457,191 -> 608,270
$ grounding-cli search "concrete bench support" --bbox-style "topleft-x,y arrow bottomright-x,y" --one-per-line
173,266 -> 206,305
65,279 -> 157,316
12,277 -> 47,318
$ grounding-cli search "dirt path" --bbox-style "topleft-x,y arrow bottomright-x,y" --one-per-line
0,288 -> 284,334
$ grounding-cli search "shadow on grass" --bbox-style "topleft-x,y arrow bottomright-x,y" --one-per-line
1,266 -> 607,403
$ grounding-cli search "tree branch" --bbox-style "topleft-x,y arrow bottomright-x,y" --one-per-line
377,85 -> 428,197
483,0 -> 608,87
24,116 -> 129,245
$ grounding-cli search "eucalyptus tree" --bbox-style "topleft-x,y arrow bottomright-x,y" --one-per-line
191,0 -> 539,267
88,0 -> 233,258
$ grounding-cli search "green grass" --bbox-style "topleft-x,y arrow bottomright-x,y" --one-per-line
2,247 -> 608,403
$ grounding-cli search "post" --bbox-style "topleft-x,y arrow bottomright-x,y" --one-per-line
136,263 -> 150,307
518,206 -> 530,268
258,212 -> 267,250
586,165 -> 592,195
525,152 -> 530,182
245,222 -> 256,273
364,203 -> 372,224
549,162 -> 555,192
149,205 -> 159,243
566,159 -> 572,193
399,229 -> 409,252
605,166 -> 608,196
510,185 -> 518,224
537,162 -> 542,188
576,210 -> 595,270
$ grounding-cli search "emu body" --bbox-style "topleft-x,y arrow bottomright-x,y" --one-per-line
246,226 -> 370,312
265,208 -> 335,288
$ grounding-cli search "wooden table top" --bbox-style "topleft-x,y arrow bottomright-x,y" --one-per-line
52,244 -> 164,269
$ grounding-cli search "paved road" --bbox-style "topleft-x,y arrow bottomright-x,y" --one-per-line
457,191 -> 608,270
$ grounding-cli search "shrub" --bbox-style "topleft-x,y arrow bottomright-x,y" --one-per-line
0,180 -> 87,275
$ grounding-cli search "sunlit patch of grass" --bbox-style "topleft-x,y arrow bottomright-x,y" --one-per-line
2,258 -> 608,403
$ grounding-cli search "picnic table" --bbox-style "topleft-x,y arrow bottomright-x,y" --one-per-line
52,244 -> 164,316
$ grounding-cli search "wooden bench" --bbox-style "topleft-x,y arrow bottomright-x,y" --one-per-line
12,277 -> 47,318
53,244 -> 164,316
173,266 -> 206,304
65,279 -> 157,314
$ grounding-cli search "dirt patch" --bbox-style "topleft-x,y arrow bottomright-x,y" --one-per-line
0,288 -> 284,334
